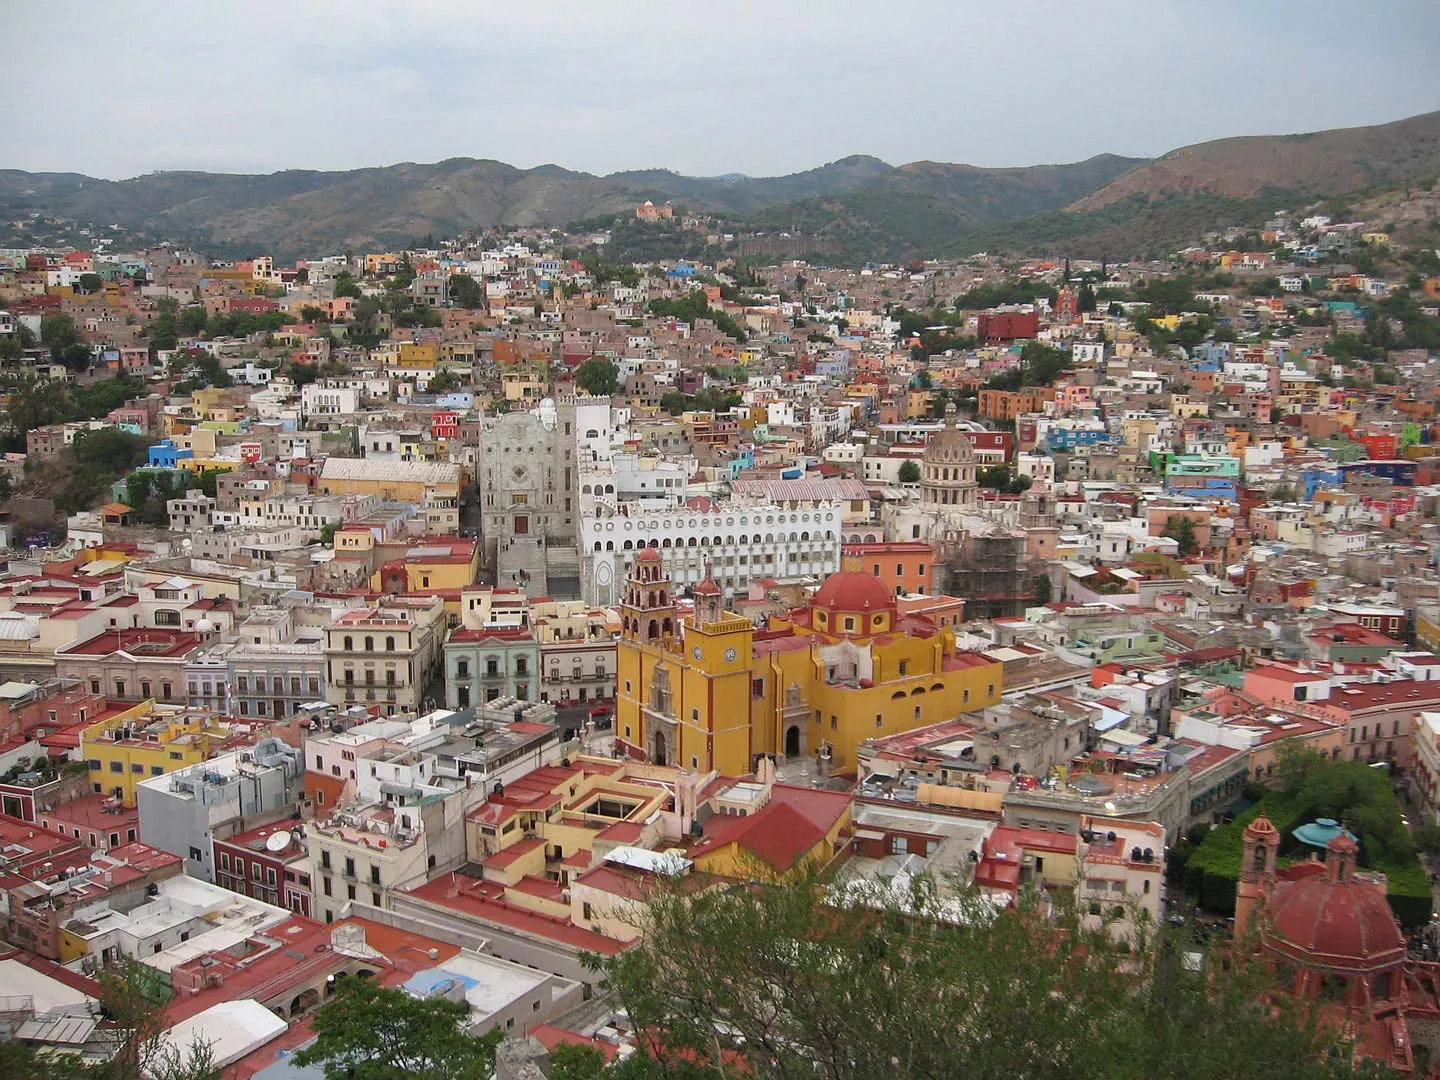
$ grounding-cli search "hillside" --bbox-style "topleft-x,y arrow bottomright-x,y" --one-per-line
0,156 -> 899,259
743,154 -> 1146,261
3,110 -> 1438,260
1071,110 -> 1440,211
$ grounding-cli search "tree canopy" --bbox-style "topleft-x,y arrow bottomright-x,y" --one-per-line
1162,513 -> 1198,556
575,356 -> 620,396
448,272 -> 485,309
596,869 -> 1365,1080
294,978 -> 501,1080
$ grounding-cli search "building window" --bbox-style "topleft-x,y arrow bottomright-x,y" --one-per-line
323,878 -> 332,896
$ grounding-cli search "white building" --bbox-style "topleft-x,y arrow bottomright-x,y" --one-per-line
1076,815 -> 1165,944
580,503 -> 841,607
303,383 -> 360,417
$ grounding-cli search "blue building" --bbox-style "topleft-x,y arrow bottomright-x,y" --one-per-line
1339,460 -> 1417,487
1046,429 -> 1118,452
147,440 -> 192,469
1302,466 -> 1344,501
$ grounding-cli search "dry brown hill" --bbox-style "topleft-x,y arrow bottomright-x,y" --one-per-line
1070,110 -> 1440,211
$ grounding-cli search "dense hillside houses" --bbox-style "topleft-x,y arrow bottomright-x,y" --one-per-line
1,200 -> 1440,1073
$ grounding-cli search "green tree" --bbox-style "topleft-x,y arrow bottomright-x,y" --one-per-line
1163,513 -> 1199,556
1033,573 -> 1053,605
333,274 -> 363,300
74,428 -> 148,471
76,272 -> 104,294
549,1043 -> 608,1080
897,459 -> 921,484
448,273 -> 484,309
178,306 -> 209,337
426,369 -> 462,394
41,312 -> 79,359
599,869 -> 1353,1080
148,298 -> 179,355
1077,281 -> 1097,313
575,357 -> 620,396
294,978 -> 501,1080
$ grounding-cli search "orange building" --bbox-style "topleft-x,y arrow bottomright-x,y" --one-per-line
840,541 -> 936,597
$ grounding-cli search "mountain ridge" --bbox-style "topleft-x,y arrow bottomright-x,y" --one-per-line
3,110 -> 1438,260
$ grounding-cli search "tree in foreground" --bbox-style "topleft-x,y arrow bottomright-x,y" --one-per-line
595,870 -> 1381,1080
295,978 -> 501,1080
0,957 -> 218,1080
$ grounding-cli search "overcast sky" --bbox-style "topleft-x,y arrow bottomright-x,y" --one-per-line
7,0 -> 1438,180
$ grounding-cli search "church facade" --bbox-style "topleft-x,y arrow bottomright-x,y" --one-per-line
615,549 -> 1003,775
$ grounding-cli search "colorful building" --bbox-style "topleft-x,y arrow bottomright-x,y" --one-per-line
80,700 -> 232,807
616,554 -> 1002,775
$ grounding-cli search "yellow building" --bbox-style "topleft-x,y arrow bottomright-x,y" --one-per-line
80,701 -> 231,807
616,554 -> 1002,775
397,340 -> 439,369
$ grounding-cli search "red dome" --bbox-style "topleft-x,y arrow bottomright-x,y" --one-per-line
1267,875 -> 1406,970
636,546 -> 662,563
812,571 -> 895,613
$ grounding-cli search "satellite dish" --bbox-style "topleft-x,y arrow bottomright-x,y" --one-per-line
264,831 -> 293,853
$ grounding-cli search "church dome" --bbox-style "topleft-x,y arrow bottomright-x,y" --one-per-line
924,402 -> 976,465
1266,837 -> 1405,971
813,571 -> 894,613
636,546 -> 662,563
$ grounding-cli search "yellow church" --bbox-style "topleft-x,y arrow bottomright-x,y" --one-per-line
616,548 -> 1003,775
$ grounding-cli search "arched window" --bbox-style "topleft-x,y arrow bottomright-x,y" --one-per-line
911,686 -> 925,696
344,636 -> 353,650
594,541 -> 602,552
365,636 -> 374,651
647,619 -> 660,640
801,532 -> 810,541
662,538 -> 673,548
931,682 -> 944,692
582,484 -> 592,494
891,691 -> 906,700
386,636 -> 395,651
624,540 -> 633,550
606,541 -> 614,551
605,484 -> 615,494
688,537 -> 698,546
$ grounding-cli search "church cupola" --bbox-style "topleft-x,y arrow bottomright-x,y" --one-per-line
620,546 -> 676,644
692,561 -> 724,627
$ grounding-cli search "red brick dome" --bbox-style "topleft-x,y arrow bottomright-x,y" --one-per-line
636,546 -> 662,563
1267,871 -> 1405,971
813,571 -> 894,613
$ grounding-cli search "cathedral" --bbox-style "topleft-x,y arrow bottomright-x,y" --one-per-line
615,549 -> 1003,776
1235,815 -> 1440,1074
